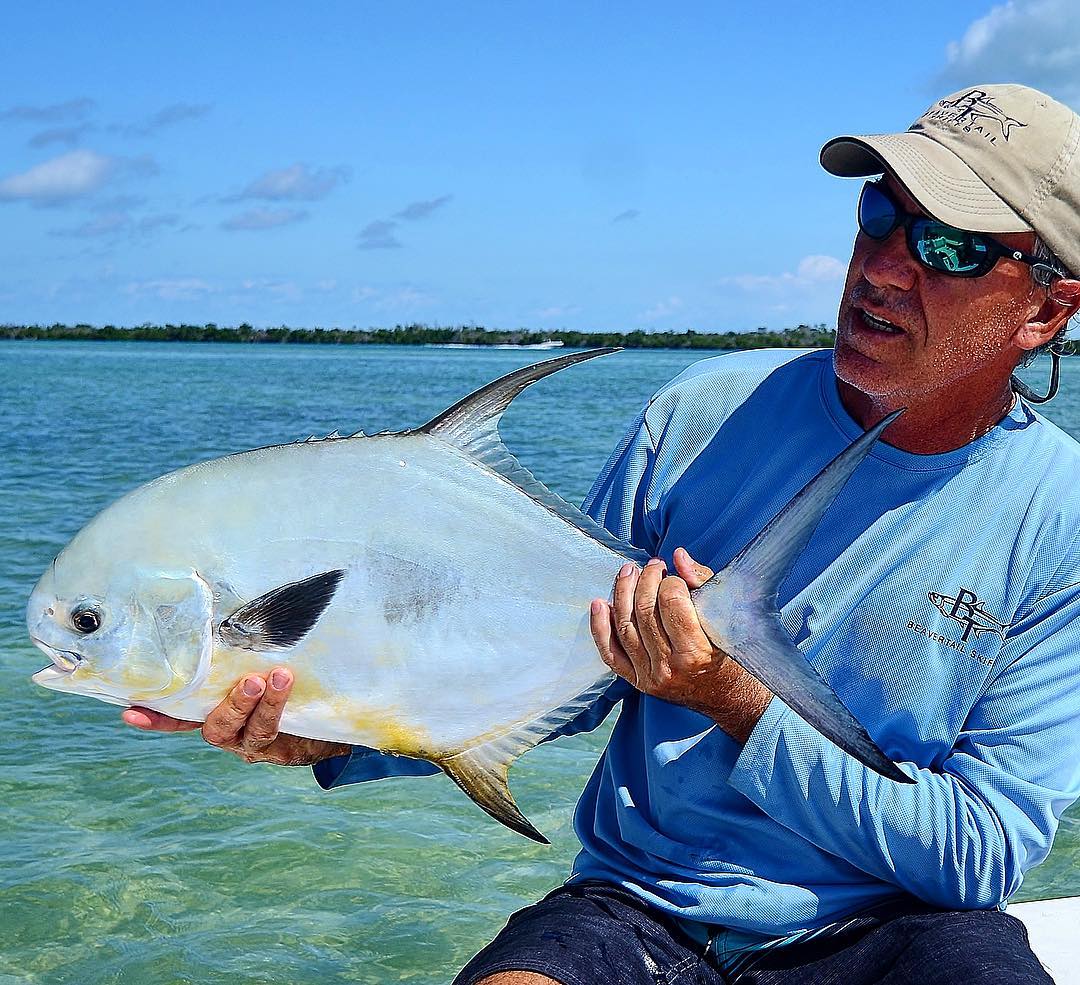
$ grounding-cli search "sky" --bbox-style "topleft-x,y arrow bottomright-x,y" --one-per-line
3,0 -> 1079,333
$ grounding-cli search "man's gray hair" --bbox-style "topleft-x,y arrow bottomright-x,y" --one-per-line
1025,235 -> 1073,364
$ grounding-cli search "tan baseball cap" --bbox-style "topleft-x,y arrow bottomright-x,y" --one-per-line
821,83 -> 1080,276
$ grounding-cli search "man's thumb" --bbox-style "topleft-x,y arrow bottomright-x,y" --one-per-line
673,547 -> 714,589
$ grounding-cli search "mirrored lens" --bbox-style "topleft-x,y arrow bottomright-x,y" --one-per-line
912,220 -> 993,275
858,184 -> 898,240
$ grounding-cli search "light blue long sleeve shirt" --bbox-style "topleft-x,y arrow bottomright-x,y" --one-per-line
315,349 -> 1080,935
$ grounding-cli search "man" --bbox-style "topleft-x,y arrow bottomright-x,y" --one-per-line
126,84 -> 1080,983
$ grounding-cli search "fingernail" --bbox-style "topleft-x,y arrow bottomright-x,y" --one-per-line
619,562 -> 634,578
270,669 -> 291,690
243,677 -> 264,697
590,599 -> 603,615
647,558 -> 666,570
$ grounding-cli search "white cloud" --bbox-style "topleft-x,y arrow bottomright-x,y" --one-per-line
123,277 -> 214,301
51,207 -> 179,240
221,207 -> 308,231
233,278 -> 303,302
356,194 -> 453,250
51,212 -> 130,238
640,296 -> 683,321
0,98 -> 95,123
378,287 -> 432,308
357,219 -> 402,249
138,213 -> 180,234
228,163 -> 349,202
723,254 -> 846,292
29,124 -> 94,149
939,0 -> 1080,104
118,103 -> 211,138
393,194 -> 453,220
350,284 -> 434,309
794,254 -> 846,282
536,304 -> 581,319
0,149 -> 115,204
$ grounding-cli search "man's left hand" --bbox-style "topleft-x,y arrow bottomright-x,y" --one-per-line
590,547 -> 773,743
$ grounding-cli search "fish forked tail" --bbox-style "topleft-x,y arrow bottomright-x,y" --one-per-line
693,410 -> 914,784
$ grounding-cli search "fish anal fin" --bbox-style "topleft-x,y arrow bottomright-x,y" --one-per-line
440,746 -> 549,844
218,569 -> 345,651
438,674 -> 620,841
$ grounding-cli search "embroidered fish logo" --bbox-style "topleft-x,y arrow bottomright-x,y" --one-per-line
928,589 -> 1009,642
939,89 -> 1027,142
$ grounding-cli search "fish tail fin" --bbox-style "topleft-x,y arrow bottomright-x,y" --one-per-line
438,675 -> 618,842
693,409 -> 913,784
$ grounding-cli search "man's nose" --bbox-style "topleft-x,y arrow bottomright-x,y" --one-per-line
860,229 -> 917,292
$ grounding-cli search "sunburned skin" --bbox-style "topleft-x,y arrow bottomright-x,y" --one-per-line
834,174 -> 1079,453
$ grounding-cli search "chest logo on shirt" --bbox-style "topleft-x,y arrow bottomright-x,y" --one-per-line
927,589 -> 1009,642
906,588 -> 1009,668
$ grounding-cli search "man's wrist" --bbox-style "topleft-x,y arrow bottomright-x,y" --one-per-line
698,660 -> 773,744
318,742 -> 354,763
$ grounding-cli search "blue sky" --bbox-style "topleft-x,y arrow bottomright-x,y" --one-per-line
3,1 -> 1078,333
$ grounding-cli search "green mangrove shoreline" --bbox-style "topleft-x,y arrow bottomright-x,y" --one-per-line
1,322 -> 837,350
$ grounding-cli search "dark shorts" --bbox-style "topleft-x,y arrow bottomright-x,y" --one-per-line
453,880 -> 1052,985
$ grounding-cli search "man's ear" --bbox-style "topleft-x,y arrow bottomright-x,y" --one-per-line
1015,278 -> 1080,351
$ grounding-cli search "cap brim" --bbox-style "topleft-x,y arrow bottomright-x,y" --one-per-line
821,132 -> 1031,234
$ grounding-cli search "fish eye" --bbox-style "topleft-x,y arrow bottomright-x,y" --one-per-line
71,606 -> 102,634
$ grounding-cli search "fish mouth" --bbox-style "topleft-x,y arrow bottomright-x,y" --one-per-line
29,636 -> 82,674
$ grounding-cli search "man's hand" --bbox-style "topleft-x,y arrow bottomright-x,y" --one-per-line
590,548 -> 773,743
121,668 -> 351,766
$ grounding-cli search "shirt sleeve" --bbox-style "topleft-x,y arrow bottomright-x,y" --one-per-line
727,582 -> 1080,909
312,746 -> 442,789
312,406 -> 660,791
581,405 -> 662,553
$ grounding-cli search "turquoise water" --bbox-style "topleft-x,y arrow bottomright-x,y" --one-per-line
1,340 -> 1077,984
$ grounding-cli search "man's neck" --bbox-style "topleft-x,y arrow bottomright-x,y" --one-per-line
836,379 -> 1017,455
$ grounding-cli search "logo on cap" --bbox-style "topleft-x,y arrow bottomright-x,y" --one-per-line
926,89 -> 1027,144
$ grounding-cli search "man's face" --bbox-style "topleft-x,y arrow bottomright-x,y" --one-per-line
834,174 -> 1042,406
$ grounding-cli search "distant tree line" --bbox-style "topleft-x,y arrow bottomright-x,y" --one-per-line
1,322 -> 840,349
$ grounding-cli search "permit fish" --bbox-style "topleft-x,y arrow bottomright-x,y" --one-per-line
27,349 -> 910,843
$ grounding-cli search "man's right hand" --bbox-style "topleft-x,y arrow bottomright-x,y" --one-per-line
121,667 -> 351,767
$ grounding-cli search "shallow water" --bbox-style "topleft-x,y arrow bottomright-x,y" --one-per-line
1,340 -> 1076,984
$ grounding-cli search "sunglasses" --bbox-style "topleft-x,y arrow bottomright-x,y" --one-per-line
857,181 -> 1052,279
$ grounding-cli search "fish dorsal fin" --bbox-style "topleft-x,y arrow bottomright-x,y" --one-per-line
417,348 -> 649,564
438,674 -> 618,843
218,569 -> 345,651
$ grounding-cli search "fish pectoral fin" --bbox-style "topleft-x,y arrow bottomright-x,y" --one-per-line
440,745 -> 548,844
438,674 -> 620,842
693,408 -> 913,784
218,569 -> 345,651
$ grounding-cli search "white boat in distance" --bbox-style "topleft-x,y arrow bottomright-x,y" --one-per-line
427,339 -> 566,350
